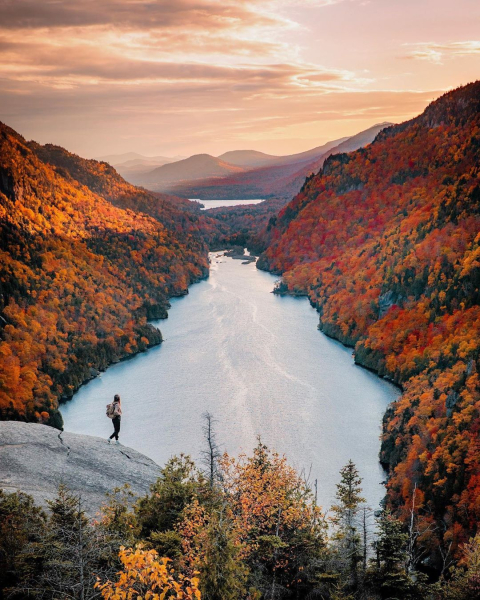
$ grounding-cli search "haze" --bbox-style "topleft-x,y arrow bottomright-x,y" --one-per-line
1,0 -> 479,158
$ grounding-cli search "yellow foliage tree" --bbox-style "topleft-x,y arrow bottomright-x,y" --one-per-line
96,546 -> 201,600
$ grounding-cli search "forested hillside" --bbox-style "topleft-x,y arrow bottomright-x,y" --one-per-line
0,123 -> 214,426
257,81 -> 480,559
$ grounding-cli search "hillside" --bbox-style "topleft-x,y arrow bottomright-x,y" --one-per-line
127,137 -> 350,196
0,123 -> 212,426
200,125 -> 390,251
95,152 -> 182,179
269,122 -> 391,201
138,153 -> 245,188
257,81 -> 480,556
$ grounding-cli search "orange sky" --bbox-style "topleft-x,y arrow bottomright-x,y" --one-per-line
0,0 -> 479,158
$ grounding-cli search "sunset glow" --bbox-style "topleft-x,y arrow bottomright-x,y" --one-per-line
1,0 -> 479,156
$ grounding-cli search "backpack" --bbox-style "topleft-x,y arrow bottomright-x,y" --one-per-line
106,403 -> 115,419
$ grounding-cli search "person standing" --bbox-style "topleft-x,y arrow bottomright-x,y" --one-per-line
107,394 -> 122,444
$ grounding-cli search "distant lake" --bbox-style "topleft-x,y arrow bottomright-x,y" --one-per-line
190,199 -> 265,210
61,254 -> 399,511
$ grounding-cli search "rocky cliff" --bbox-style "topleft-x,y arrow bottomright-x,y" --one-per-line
0,422 -> 161,515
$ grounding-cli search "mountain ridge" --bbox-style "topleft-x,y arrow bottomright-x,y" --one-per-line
0,122 -> 215,425
140,153 -> 246,186
155,124 -> 389,199
256,81 -> 480,558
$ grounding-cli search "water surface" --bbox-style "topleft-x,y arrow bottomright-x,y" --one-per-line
190,199 -> 264,210
61,255 -> 399,510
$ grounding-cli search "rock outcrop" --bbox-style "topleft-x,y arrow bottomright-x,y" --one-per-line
0,422 -> 161,515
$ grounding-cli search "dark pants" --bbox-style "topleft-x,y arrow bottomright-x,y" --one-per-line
109,416 -> 121,440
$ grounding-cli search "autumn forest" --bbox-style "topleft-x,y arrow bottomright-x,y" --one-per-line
2,81 -> 480,598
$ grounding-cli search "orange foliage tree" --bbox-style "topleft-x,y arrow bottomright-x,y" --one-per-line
0,122 -> 224,425
256,81 -> 480,561
95,546 -> 201,600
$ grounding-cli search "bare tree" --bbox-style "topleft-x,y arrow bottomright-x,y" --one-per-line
16,486 -> 124,599
359,505 -> 375,577
201,412 -> 221,488
406,484 -> 437,574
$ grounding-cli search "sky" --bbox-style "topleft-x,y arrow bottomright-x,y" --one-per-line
0,0 -> 479,158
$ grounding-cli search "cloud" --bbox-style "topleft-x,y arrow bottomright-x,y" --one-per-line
0,0 -> 365,94
0,0 -> 280,30
0,0 -> 452,156
403,41 -> 480,64
0,0 -> 361,30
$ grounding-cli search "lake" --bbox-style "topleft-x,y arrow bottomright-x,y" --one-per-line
190,199 -> 265,210
61,253 -> 399,511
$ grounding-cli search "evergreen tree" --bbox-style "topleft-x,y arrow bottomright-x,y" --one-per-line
0,490 -> 46,599
368,509 -> 427,600
13,485 -> 124,600
135,454 -> 204,558
199,507 -> 248,600
12,485 -> 102,599
331,460 -> 366,589
99,484 -> 138,545
374,509 -> 408,573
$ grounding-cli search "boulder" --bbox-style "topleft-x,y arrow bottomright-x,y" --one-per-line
0,422 -> 161,515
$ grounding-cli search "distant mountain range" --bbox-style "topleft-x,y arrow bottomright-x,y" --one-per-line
119,124 -> 391,199
95,152 -> 187,180
217,150 -> 282,169
140,153 -> 245,186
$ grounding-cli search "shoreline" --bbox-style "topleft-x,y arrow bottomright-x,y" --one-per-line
56,267 -> 210,426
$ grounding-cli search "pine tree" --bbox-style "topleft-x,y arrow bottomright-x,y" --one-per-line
135,454 -> 203,558
16,485 -> 121,600
331,460 -> 366,589
0,490 -> 46,599
9,485 -> 97,599
368,509 -> 427,599
199,507 -> 248,600
374,509 -> 408,573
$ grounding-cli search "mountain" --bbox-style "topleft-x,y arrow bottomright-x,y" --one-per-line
160,126 -> 388,200
95,152 -> 187,180
261,123 -> 391,200
139,153 -> 245,188
217,138 -> 352,170
0,123 -> 216,426
189,125 -> 392,253
115,157 -> 190,181
95,151 -> 146,163
95,151 -> 184,165
256,81 -> 480,558
263,136 -> 351,167
217,149 -> 281,169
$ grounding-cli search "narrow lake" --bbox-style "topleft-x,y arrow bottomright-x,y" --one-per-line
61,254 -> 399,511
190,199 -> 265,210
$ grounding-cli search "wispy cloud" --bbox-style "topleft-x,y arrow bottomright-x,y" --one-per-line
0,0 -> 370,95
0,0 -> 469,156
403,41 -> 480,64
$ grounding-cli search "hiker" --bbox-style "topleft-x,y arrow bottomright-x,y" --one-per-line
106,394 -> 122,444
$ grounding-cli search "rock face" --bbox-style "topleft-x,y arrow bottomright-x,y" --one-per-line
0,422 -> 161,515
